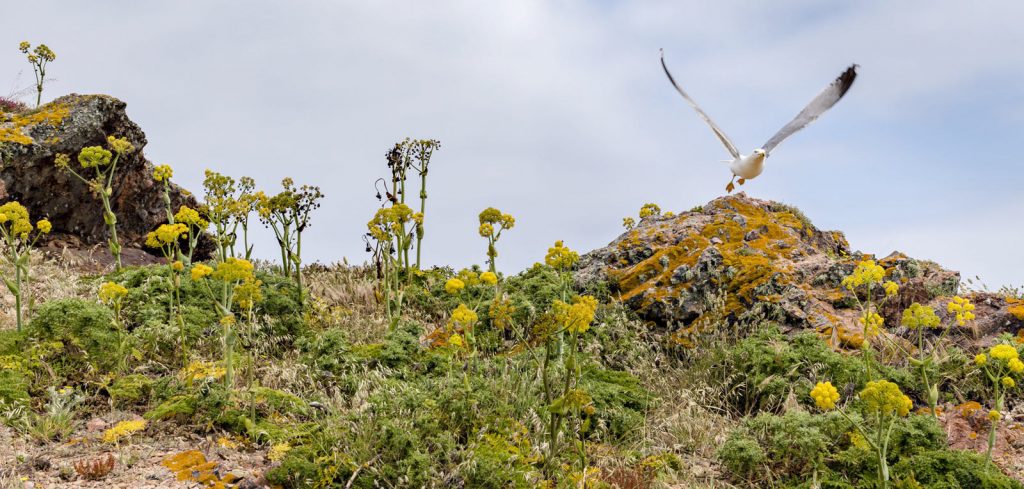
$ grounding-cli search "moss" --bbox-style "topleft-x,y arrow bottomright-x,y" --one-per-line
107,374 -> 153,407
264,446 -> 321,488
145,394 -> 197,421
0,369 -> 30,406
25,298 -> 118,376
891,450 -> 1023,488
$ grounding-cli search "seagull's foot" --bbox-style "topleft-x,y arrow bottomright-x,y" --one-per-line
737,178 -> 746,186
725,181 -> 735,193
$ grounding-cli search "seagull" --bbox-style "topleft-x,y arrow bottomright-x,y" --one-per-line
660,50 -> 858,192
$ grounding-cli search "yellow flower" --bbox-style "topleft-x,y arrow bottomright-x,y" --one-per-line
883,281 -> 899,297
153,164 -> 173,182
233,279 -> 263,310
860,380 -> 912,417
445,278 -> 466,295
191,263 -> 213,281
947,296 -> 977,326
1002,377 -> 1015,389
213,258 -> 255,283
19,41 -> 30,52
842,259 -> 885,291
449,303 -> 478,328
106,135 -> 135,155
78,146 -> 112,168
990,344 -> 1019,362
268,442 -> 291,462
98,281 -> 128,305
448,333 -> 465,348
480,271 -> 498,286
810,381 -> 840,410
858,311 -> 884,338
457,269 -> 480,286
622,217 -> 635,229
989,410 -> 1001,422
553,295 -> 598,334
171,261 -> 184,272
901,303 -> 940,330
102,419 -> 147,444
479,222 -> 494,238
0,202 -> 34,239
544,240 -> 580,271
975,354 -> 988,366
1009,358 -> 1024,373
220,314 -> 237,326
36,219 -> 52,234
174,205 -> 208,229
145,223 -> 188,248
638,203 -> 661,218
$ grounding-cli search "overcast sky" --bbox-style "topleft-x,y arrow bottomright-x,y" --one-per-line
4,1 -> 1022,288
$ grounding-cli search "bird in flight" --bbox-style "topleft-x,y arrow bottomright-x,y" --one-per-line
660,50 -> 858,193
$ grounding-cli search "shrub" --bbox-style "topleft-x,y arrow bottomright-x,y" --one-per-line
107,374 -> 153,407
25,298 -> 117,376
892,450 -> 1023,489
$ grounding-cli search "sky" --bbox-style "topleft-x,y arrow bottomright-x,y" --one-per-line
3,1 -> 1022,288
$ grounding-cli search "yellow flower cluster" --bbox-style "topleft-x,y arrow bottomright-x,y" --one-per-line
860,380 -> 913,417
448,333 -> 465,348
901,303 -> 940,330
858,311 -> 884,338
77,146 -> 112,168
20,42 -> 55,62
233,279 -> 264,310
990,344 -> 1019,362
883,281 -> 899,297
145,223 -> 188,248
449,303 -> 478,327
1002,377 -> 1015,389
0,201 -> 35,238
480,271 -> 498,286
975,354 -> 987,366
153,164 -> 173,182
98,281 -> 128,305
174,205 -> 209,229
367,203 -> 415,240
106,136 -> 135,155
102,419 -> 146,444
213,258 -> 255,283
842,260 -> 885,291
989,410 -> 1001,422
622,217 -> 635,230
479,207 -> 515,229
638,203 -> 661,218
489,299 -> 515,330
947,296 -> 976,326
191,263 -> 213,281
810,381 -> 840,410
457,269 -> 481,286
36,219 -> 51,234
445,278 -> 465,295
544,240 -> 580,271
553,295 -> 598,333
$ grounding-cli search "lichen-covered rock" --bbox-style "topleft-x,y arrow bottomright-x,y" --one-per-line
576,193 -> 1016,349
0,94 -> 210,262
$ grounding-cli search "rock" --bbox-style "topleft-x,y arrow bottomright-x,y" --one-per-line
576,193 -> 1018,349
0,94 -> 212,262
86,417 -> 107,432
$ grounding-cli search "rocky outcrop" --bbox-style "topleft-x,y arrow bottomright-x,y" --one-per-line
0,94 -> 209,263
577,193 -> 1022,348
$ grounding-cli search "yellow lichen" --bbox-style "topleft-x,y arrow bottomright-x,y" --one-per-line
161,450 -> 238,488
0,103 -> 69,145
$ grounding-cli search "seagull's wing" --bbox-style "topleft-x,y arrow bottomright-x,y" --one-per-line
761,64 -> 858,155
660,50 -> 740,159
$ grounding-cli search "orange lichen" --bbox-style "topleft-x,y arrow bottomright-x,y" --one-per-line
1007,297 -> 1024,321
955,401 -> 982,418
161,450 -> 238,488
0,103 -> 69,145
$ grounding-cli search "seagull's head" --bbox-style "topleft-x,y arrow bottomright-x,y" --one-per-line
753,149 -> 767,158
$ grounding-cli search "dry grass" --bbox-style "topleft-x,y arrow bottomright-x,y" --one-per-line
0,252 -> 92,331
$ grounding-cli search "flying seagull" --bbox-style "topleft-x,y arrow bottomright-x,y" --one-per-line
660,50 -> 858,192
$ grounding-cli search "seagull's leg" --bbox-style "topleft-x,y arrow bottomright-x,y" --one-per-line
737,178 -> 746,186
725,175 -> 736,193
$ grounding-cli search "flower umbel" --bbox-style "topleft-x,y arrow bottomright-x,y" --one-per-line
810,381 -> 840,410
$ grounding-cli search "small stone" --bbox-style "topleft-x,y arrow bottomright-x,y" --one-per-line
86,417 -> 107,432
710,237 -> 723,245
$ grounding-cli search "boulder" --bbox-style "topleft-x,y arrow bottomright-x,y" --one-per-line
0,94 -> 211,264
577,193 -> 1022,349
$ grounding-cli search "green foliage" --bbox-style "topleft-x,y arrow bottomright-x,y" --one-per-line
718,429 -> 765,479
106,374 -> 153,407
25,298 -> 117,376
0,369 -> 30,406
892,450 -> 1024,489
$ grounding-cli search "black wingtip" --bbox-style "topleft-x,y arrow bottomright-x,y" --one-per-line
836,64 -> 858,98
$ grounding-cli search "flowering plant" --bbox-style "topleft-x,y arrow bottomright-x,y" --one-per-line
19,41 -> 55,107
0,201 -> 51,331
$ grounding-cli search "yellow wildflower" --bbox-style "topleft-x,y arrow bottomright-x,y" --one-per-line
174,205 -> 208,229
106,135 -> 135,155
102,419 -> 147,444
480,271 -> 498,286
479,222 -> 494,238
153,164 -> 173,182
858,311 -> 884,337
990,344 -> 1019,362
78,146 -> 112,168
901,303 -> 940,330
36,219 -> 52,234
544,240 -> 580,271
860,380 -> 912,417
622,217 -> 635,230
98,281 -> 128,305
145,223 -> 188,248
191,263 -> 214,281
975,354 -> 988,366
842,259 -> 885,291
554,295 -> 598,333
445,278 -> 465,295
172,260 -> 184,272
449,303 -> 478,328
638,203 -> 661,218
213,258 -> 255,283
947,296 -> 976,326
989,410 -> 1001,422
883,281 -> 899,297
19,41 -> 30,52
1002,377 -> 1015,389
1009,358 -> 1024,374
448,333 -> 465,348
233,279 -> 263,310
810,381 -> 840,410
457,269 -> 480,286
